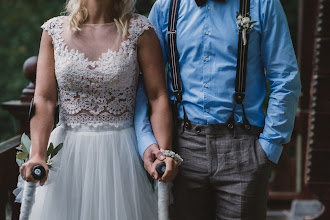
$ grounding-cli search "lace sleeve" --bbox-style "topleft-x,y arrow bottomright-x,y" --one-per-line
128,14 -> 155,42
41,16 -> 64,45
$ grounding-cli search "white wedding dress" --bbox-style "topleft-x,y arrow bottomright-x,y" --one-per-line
27,14 -> 158,220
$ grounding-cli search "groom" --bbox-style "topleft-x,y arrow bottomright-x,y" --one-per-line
135,0 -> 301,219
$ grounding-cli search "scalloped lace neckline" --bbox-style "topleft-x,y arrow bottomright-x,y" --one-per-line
58,17 -> 134,65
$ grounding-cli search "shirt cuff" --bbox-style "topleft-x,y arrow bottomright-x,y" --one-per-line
258,138 -> 283,164
137,133 -> 157,159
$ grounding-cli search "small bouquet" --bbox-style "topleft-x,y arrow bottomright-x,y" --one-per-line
13,133 -> 63,202
236,12 -> 257,45
16,133 -> 63,171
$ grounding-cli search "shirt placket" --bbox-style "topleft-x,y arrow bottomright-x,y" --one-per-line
202,3 -> 212,124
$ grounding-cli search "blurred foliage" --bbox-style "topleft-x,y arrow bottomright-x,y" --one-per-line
0,0 -> 65,141
280,0 -> 299,51
0,0 -> 297,142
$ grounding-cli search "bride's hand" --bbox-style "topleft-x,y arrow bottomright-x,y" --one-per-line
153,157 -> 178,183
143,144 -> 166,179
20,156 -> 49,186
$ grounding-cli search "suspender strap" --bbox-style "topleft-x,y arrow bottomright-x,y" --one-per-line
235,0 -> 250,94
227,0 -> 252,131
168,0 -> 181,93
168,0 -> 191,132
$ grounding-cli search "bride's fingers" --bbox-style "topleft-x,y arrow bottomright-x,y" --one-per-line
151,160 -> 160,180
154,150 -> 165,161
161,158 -> 179,183
161,158 -> 173,183
143,144 -> 161,178
25,164 -> 34,182
40,168 -> 49,186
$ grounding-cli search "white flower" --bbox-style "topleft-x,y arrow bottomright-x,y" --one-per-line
242,17 -> 250,25
237,15 -> 243,20
46,155 -> 53,166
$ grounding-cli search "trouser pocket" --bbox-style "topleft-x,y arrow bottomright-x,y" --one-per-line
255,139 -> 270,166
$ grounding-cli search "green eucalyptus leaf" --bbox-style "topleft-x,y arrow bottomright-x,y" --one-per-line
251,21 -> 257,24
16,158 -> 24,167
16,146 -> 23,151
48,165 -> 53,169
21,133 -> 31,152
20,142 -> 28,153
51,143 -> 63,158
47,142 -> 54,157
16,152 -> 29,160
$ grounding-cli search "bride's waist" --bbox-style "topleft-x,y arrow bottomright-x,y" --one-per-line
58,112 -> 134,132
58,121 -> 133,132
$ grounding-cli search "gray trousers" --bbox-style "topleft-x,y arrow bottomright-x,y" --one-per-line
172,121 -> 271,220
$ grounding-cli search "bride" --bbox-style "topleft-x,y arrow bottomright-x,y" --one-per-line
19,0 -> 176,219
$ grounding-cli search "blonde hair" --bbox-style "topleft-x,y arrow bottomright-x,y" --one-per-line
64,0 -> 135,36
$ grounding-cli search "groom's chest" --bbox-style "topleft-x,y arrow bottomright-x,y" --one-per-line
171,1 -> 262,59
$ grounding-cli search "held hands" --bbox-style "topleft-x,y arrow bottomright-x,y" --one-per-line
152,158 -> 178,183
143,144 -> 179,183
20,156 -> 49,186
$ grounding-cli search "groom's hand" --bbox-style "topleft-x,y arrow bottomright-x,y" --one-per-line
143,144 -> 165,179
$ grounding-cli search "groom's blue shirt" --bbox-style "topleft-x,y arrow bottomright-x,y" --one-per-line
134,0 -> 301,164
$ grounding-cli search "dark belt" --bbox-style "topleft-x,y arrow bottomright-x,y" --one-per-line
175,119 -> 263,136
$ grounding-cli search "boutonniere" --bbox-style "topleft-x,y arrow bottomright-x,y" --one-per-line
236,12 -> 257,45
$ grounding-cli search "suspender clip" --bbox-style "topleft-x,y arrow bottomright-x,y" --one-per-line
226,114 -> 235,130
168,30 -> 177,35
234,92 -> 245,104
243,118 -> 251,131
174,90 -> 183,102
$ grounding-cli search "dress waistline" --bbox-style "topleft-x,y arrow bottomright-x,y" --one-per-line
57,122 -> 133,132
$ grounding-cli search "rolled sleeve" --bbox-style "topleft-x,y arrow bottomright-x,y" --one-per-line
258,138 -> 283,164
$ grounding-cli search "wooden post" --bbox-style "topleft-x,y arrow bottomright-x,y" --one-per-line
0,56 -> 37,220
304,0 -> 330,219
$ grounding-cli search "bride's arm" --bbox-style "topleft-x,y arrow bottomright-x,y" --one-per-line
20,30 -> 57,186
137,29 -> 177,182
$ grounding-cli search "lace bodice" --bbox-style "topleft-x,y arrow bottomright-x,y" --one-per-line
41,14 -> 153,128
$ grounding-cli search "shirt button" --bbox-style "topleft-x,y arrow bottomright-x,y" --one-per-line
205,31 -> 210,35
205,109 -> 209,113
205,57 -> 209,62
204,84 -> 209,88
207,6 -> 211,10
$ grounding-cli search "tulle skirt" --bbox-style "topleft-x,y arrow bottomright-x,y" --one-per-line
28,124 -> 157,220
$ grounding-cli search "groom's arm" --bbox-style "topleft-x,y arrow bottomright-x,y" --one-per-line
258,0 -> 301,164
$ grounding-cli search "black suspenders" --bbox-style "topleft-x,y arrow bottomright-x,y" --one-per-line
168,0 -> 191,132
167,0 -> 251,131
226,0 -> 251,131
